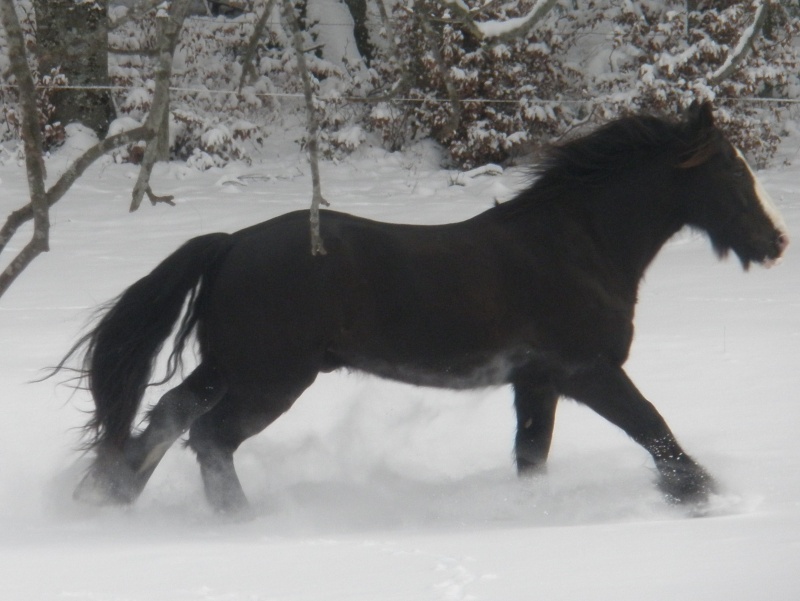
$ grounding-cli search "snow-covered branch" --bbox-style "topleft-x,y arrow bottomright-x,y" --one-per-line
708,0 -> 769,85
475,0 -> 559,42
434,0 -> 559,43
108,0 -> 163,31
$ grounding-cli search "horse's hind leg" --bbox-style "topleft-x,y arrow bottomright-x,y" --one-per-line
512,376 -> 559,475
187,383 -> 309,514
75,363 -> 226,505
562,361 -> 715,504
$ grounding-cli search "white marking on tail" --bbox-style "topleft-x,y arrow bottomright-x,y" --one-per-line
735,148 -> 789,236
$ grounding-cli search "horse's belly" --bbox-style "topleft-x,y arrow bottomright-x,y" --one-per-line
339,348 -> 533,389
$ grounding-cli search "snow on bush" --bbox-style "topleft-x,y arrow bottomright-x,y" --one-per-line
0,6 -> 66,151
595,0 -> 800,167
106,2 -> 374,166
0,0 -> 798,169
367,0 -> 798,169
108,8 -> 273,166
368,1 -> 581,169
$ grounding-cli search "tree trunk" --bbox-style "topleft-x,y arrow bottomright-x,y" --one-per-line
282,0 -> 329,256
32,0 -> 116,137
130,0 -> 192,212
0,0 -> 49,298
344,0 -> 373,65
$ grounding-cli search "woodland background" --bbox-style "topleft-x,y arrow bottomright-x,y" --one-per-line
1,0 -> 799,169
0,0 -> 799,293
1,7 -> 800,598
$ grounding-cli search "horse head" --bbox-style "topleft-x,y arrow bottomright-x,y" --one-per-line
679,101 -> 789,269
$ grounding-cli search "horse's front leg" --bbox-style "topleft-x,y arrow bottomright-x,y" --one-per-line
512,376 -> 559,476
562,361 -> 715,504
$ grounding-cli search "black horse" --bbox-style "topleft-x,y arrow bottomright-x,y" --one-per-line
64,101 -> 788,513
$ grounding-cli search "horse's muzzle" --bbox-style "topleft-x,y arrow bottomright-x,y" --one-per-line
778,232 -> 790,255
764,231 -> 790,268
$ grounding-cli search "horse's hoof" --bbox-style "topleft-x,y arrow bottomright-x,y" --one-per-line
217,501 -> 256,523
656,460 -> 717,506
516,461 -> 548,479
205,485 -> 252,517
74,469 -> 130,505
73,453 -> 141,506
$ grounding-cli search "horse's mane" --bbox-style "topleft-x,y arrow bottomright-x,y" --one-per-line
496,112 -> 706,217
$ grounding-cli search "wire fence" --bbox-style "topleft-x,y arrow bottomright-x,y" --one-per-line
1,82 -> 799,106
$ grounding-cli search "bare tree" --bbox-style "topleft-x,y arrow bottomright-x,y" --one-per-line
344,0 -> 374,64
129,0 -> 191,212
0,0 -> 190,299
238,0 -> 278,92
282,0 -> 329,256
0,0 -> 49,297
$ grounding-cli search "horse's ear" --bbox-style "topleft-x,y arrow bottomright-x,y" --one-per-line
678,100 -> 717,168
685,100 -> 715,131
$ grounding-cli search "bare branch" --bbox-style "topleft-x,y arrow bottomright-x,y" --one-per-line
109,46 -> 159,57
282,0 -> 329,256
130,0 -> 191,212
145,185 -> 176,207
0,204 -> 35,257
0,239 -> 45,298
1,125 -> 154,256
53,126 -> 156,207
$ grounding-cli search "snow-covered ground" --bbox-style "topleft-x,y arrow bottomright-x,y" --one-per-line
1,132 -> 799,600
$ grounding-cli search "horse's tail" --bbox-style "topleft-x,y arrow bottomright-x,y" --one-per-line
66,232 -> 233,451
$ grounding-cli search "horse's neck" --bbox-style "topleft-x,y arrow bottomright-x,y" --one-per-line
513,179 -> 684,290
577,183 -> 684,285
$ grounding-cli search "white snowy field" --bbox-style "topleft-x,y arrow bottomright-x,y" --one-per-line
1,132 -> 799,600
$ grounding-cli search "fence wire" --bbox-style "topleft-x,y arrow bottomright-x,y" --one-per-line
1,83 -> 798,106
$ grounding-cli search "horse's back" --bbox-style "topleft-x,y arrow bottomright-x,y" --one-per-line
199,210 -> 515,383
199,207 -> 636,391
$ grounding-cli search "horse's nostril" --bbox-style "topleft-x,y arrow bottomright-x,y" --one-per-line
777,232 -> 790,254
